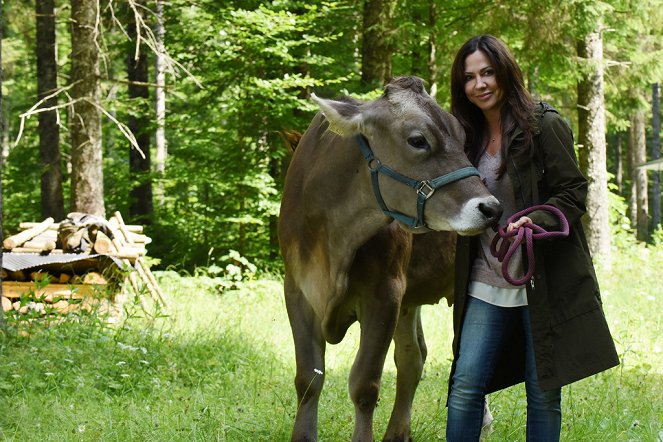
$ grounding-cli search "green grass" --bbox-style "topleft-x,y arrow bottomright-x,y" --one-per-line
0,243 -> 661,441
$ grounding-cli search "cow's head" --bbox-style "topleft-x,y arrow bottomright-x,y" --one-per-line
312,76 -> 501,235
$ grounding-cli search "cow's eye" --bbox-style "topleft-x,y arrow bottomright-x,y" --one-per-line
407,135 -> 429,150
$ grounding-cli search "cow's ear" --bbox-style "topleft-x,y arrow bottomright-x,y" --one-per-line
311,93 -> 362,136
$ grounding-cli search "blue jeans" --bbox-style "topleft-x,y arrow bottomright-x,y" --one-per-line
447,296 -> 561,441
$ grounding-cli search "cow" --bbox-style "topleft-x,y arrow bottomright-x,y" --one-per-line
278,76 -> 502,442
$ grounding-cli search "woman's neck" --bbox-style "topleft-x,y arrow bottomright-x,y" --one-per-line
483,108 -> 502,154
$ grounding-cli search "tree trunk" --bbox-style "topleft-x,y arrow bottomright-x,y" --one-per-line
631,111 -> 648,241
410,5 -> 423,76
627,124 -> 637,223
576,26 -> 610,264
154,0 -> 167,205
361,0 -> 395,89
36,0 -> 65,221
70,0 -> 105,216
652,83 -> 661,230
127,2 -> 153,225
427,2 -> 438,98
615,132 -> 623,195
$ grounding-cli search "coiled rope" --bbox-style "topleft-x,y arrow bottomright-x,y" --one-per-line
490,204 -> 569,286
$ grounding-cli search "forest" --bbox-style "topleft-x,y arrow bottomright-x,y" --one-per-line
1,0 -> 662,272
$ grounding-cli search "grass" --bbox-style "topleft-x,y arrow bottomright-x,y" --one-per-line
0,242 -> 661,441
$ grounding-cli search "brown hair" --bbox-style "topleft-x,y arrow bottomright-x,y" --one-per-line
450,35 -> 535,175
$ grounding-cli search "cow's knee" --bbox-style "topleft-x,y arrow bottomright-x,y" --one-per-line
350,380 -> 380,412
294,371 -> 324,402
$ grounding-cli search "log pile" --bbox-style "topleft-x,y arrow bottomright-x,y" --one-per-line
2,212 -> 166,317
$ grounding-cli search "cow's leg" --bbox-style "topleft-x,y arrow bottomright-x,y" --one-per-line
382,306 -> 425,442
348,291 -> 400,442
285,283 -> 326,442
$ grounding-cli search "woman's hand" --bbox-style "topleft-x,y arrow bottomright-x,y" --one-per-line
506,216 -> 532,235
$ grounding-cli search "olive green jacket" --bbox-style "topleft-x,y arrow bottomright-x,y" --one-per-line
450,103 -> 619,392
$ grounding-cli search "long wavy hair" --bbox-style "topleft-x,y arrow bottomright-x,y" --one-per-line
450,35 -> 536,176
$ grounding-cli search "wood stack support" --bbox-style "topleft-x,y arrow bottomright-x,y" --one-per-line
2,213 -> 166,318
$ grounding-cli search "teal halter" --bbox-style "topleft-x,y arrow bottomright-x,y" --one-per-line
355,134 -> 480,229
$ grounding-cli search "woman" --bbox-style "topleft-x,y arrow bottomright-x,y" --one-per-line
446,35 -> 619,441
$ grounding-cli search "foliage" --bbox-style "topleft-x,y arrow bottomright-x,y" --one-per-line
1,0 -> 661,272
144,0 -> 356,269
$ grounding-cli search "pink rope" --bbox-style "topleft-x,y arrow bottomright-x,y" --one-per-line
490,204 -> 569,286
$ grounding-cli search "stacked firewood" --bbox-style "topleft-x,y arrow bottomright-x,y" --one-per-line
2,212 -> 166,317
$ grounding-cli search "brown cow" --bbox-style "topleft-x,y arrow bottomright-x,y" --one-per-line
278,76 -> 501,442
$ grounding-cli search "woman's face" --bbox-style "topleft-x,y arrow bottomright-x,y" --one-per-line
463,50 -> 503,115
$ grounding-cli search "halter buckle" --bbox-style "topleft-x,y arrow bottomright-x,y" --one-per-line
368,158 -> 381,172
416,181 -> 435,199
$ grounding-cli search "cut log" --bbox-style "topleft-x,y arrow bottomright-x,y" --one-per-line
19,221 -> 143,233
1,281 -> 104,300
93,231 -> 113,254
6,270 -> 27,281
59,273 -> 72,283
3,217 -> 54,249
112,212 -> 166,311
137,259 -> 167,308
29,271 -> 51,282
23,239 -> 56,251
72,272 -> 107,285
114,212 -> 134,244
52,299 -> 70,313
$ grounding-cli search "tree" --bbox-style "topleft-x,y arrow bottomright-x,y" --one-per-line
35,0 -> 64,221
361,0 -> 395,89
126,1 -> 153,224
652,83 -> 661,231
70,0 -> 104,216
427,2 -> 438,98
614,132 -> 624,194
154,0 -> 167,204
629,109 -> 648,240
576,10 -> 611,264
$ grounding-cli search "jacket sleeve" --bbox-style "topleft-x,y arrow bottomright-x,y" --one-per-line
527,112 -> 588,229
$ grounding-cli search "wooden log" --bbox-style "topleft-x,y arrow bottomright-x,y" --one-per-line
126,233 -> 152,244
23,239 -> 57,251
30,231 -> 58,242
104,221 -> 151,314
93,231 -> 113,254
3,217 -> 54,249
59,273 -> 72,284
19,221 -> 144,233
52,299 -> 70,313
1,281 -> 101,300
29,271 -> 52,282
135,260 -> 167,310
6,270 -> 27,281
72,272 -> 107,285
112,212 -> 166,311
114,212 -> 134,245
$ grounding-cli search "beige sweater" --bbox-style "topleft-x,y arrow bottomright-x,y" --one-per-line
470,150 -> 525,290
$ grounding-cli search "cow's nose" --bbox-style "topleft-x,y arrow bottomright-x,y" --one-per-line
479,200 -> 503,227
